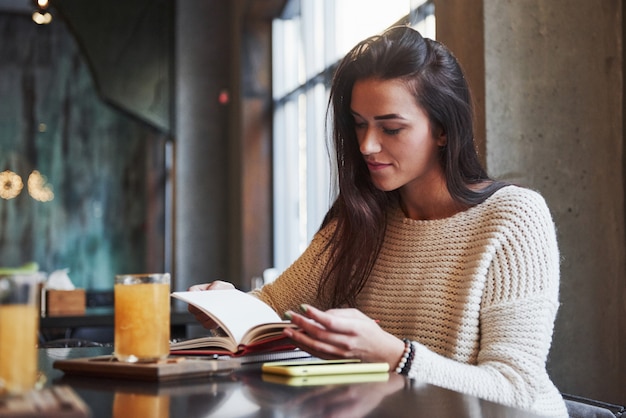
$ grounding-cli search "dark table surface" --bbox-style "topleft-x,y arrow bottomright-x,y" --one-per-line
30,347 -> 546,418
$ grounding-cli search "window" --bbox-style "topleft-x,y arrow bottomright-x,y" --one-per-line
272,0 -> 435,273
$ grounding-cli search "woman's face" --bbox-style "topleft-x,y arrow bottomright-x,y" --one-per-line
351,78 -> 446,193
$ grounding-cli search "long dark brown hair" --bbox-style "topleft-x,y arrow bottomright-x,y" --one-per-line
317,26 -> 506,309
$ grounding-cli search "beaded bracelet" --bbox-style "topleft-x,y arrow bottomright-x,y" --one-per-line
395,338 -> 414,376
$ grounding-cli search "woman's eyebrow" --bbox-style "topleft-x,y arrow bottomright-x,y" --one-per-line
350,110 -> 406,120
374,113 -> 406,121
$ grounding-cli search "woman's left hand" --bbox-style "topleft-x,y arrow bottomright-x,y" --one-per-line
283,305 -> 405,366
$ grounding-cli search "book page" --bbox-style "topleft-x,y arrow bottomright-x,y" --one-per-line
170,334 -> 235,351
171,289 -> 284,344
240,323 -> 295,346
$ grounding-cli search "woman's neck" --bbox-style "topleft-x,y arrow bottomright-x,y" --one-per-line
399,182 -> 466,221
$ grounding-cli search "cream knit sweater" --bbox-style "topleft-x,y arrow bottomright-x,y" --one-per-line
254,185 -> 568,417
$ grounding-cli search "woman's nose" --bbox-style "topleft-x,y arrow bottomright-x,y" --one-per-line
359,128 -> 382,155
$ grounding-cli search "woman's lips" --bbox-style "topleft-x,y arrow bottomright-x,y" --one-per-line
366,161 -> 390,171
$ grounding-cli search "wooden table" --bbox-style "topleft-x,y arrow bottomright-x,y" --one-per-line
27,347 -> 546,418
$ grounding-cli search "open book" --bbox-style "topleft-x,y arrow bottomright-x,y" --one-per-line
170,289 -> 298,356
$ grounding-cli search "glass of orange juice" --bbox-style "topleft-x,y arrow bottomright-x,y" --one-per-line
114,273 -> 170,362
113,392 -> 170,418
0,273 -> 42,394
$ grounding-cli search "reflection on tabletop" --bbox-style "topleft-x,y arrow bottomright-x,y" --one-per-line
34,347 -> 544,418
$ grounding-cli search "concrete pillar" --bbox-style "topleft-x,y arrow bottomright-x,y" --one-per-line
438,0 -> 625,404
174,0 -> 275,295
435,0 -> 486,164
174,0 -> 234,294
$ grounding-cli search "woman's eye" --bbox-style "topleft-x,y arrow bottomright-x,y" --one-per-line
383,127 -> 401,135
354,122 -> 367,129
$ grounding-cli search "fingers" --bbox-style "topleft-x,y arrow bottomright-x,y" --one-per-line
187,304 -> 218,329
207,280 -> 236,290
188,283 -> 212,291
298,304 -> 375,334
186,281 -> 235,329
283,305 -> 398,362
284,309 -> 361,357
283,326 -> 347,359
187,283 -> 211,292
188,280 -> 235,291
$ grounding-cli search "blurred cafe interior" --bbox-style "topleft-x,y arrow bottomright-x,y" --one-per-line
0,0 -> 624,407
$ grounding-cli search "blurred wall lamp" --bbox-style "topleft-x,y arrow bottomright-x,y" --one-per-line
0,170 -> 55,202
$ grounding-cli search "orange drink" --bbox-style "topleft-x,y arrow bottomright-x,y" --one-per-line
113,392 -> 170,418
114,273 -> 170,362
0,274 -> 41,394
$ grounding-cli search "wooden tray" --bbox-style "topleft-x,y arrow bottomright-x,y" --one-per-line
0,386 -> 89,418
53,355 -> 239,381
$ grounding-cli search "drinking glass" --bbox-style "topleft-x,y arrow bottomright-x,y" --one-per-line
0,273 -> 42,394
114,273 -> 170,362
113,392 -> 170,418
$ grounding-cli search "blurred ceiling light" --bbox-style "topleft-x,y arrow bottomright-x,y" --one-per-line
32,10 -> 52,24
32,0 -> 52,24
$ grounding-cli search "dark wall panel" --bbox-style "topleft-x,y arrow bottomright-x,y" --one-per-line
0,13 -> 167,289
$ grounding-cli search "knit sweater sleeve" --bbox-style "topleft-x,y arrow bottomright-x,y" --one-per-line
249,224 -> 334,315
404,189 -> 566,417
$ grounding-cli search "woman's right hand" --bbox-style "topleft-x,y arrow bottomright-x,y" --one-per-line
187,280 -> 235,329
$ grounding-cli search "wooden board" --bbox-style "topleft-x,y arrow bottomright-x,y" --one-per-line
53,355 -> 239,381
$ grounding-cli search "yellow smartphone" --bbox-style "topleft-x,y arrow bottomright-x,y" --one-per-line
261,359 -> 390,377
262,371 -> 390,386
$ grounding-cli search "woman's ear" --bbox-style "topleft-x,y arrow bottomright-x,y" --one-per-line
436,128 -> 447,147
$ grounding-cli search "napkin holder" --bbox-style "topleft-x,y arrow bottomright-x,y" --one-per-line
41,268 -> 86,317
43,289 -> 86,317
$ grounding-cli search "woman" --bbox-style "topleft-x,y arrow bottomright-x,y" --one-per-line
190,26 -> 567,417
